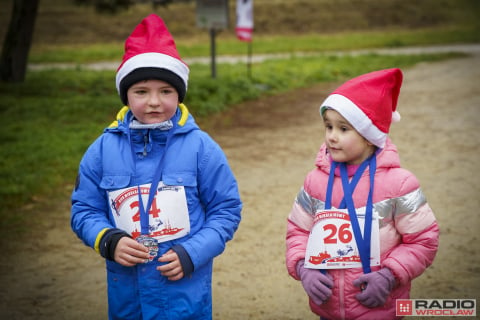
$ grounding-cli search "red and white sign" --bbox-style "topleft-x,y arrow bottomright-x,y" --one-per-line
236,0 -> 253,42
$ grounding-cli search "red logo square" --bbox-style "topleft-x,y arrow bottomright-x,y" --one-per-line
396,299 -> 413,316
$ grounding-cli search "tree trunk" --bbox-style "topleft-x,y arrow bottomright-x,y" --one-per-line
0,0 -> 40,82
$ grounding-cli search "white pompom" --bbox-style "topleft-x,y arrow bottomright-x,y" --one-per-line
392,110 -> 401,123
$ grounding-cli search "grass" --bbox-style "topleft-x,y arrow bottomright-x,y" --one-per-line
0,52 -> 464,233
4,0 -> 478,64
0,0 -> 478,235
29,25 -> 480,64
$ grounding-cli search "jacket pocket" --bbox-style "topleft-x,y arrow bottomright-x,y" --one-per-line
162,172 -> 197,187
99,175 -> 131,191
162,172 -> 198,213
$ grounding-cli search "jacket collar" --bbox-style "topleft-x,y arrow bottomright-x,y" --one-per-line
105,103 -> 195,134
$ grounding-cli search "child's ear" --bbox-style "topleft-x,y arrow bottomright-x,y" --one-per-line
365,139 -> 376,148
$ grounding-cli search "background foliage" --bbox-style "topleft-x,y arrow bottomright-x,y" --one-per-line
0,0 -> 478,233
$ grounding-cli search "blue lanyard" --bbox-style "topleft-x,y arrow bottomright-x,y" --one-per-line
127,114 -> 178,235
325,158 -> 371,210
325,155 -> 376,274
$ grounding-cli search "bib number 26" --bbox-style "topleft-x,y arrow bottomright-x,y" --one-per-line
323,223 -> 353,244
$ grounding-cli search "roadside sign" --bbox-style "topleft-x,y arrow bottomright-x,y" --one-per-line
196,0 -> 229,30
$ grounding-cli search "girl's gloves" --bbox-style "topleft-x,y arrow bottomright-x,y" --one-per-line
295,261 -> 396,308
296,260 -> 334,305
353,268 -> 396,308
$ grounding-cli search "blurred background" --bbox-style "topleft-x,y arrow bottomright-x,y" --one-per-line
0,1 -> 479,319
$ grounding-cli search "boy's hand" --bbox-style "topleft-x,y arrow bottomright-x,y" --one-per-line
157,249 -> 184,281
114,237 -> 150,266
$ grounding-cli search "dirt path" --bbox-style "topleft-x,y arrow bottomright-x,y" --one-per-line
1,53 -> 479,319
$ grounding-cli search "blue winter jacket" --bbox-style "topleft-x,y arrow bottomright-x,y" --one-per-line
71,104 -> 242,319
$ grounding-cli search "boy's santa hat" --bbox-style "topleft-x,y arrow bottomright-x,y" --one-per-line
116,14 -> 189,104
320,68 -> 403,148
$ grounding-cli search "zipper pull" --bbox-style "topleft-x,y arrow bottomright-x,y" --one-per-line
143,131 -> 149,157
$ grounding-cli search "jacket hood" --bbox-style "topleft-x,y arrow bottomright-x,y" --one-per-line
315,137 -> 401,176
105,103 -> 199,135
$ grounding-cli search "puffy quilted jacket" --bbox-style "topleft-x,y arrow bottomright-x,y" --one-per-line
71,104 -> 242,319
286,139 -> 439,320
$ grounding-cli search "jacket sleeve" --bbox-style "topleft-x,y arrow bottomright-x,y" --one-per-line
179,139 -> 242,270
383,217 -> 439,285
286,217 -> 310,280
286,187 -> 317,280
381,172 -> 440,285
71,140 -> 114,251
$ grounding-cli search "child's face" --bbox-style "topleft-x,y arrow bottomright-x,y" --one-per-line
127,79 -> 179,124
323,109 -> 376,165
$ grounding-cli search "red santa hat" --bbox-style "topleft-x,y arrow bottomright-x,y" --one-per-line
320,68 -> 403,148
115,14 -> 189,104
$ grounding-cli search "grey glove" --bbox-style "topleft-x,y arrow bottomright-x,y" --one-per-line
353,268 -> 395,308
296,260 -> 334,305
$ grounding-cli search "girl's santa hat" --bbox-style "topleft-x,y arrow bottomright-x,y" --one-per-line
320,68 -> 403,148
116,14 -> 189,104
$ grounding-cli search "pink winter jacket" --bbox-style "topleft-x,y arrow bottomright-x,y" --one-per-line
286,139 -> 439,320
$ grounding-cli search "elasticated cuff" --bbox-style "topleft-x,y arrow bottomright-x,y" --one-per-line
171,244 -> 194,277
99,228 -> 131,261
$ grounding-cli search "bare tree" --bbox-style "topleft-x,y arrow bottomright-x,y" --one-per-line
0,0 -> 40,82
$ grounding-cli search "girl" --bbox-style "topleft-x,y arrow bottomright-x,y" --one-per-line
286,68 -> 439,320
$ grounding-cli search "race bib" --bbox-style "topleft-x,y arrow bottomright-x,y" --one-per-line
108,182 -> 190,243
304,209 -> 380,269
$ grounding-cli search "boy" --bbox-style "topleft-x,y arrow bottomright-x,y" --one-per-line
71,14 -> 242,319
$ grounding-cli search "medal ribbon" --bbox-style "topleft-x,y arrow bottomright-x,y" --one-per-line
325,154 -> 376,274
325,157 -> 371,210
128,112 -> 178,236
